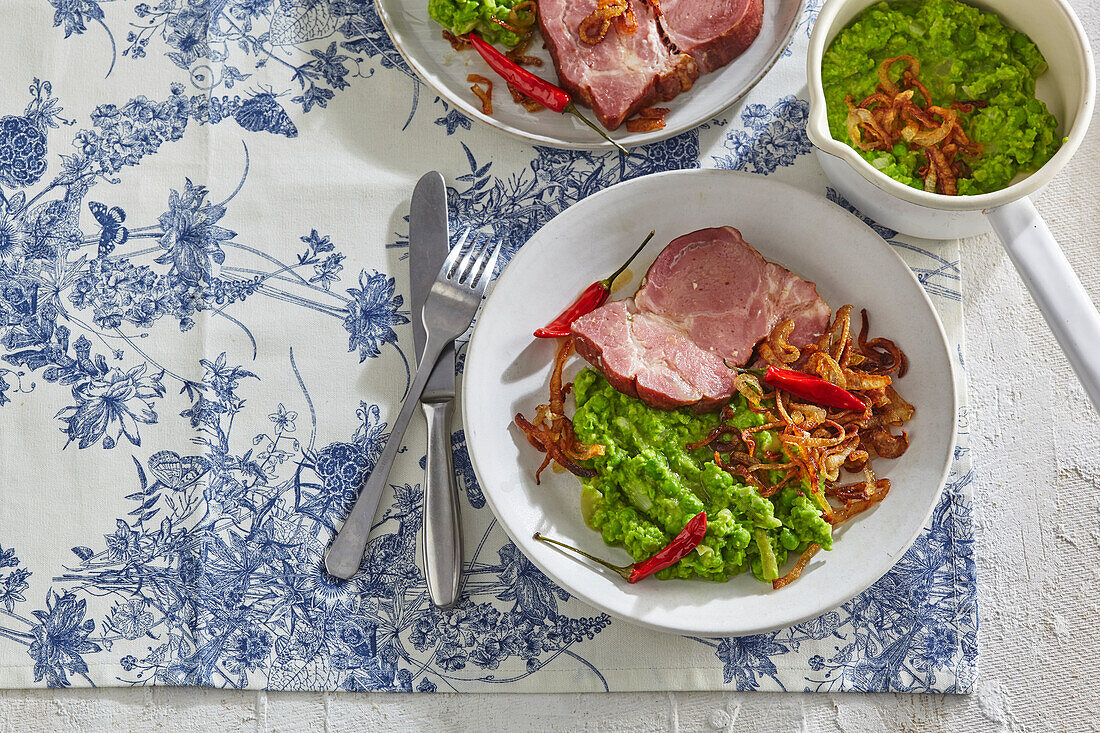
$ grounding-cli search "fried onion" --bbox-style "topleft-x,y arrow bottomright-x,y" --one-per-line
866,426 -> 909,459
515,339 -> 605,482
467,74 -> 493,115
845,56 -> 986,196
579,0 -> 635,44
514,413 -> 596,482
508,82 -> 546,112
758,318 -> 801,366
878,55 -> 919,96
830,479 -> 892,525
625,107 -> 669,132
773,543 -> 821,589
857,308 -> 908,376
443,30 -> 471,50
505,29 -> 543,68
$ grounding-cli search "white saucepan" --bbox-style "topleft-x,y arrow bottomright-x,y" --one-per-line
807,0 -> 1099,409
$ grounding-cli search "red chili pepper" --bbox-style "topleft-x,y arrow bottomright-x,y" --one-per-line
763,366 -> 867,412
534,231 -> 655,338
466,32 -> 629,154
533,511 -> 707,583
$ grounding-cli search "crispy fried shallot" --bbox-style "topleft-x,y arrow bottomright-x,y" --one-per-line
579,0 -> 635,44
830,479 -> 892,525
487,0 -> 538,37
877,55 -> 918,96
443,30 -> 471,50
773,543 -> 821,589
514,338 -> 605,483
866,426 -> 909,459
508,82 -> 546,112
490,15 -> 522,34
845,55 -> 987,196
857,308 -> 908,376
758,318 -> 801,366
505,28 -> 543,68
468,74 -> 494,115
625,107 -> 670,133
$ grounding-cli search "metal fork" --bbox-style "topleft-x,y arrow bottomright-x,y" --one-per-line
325,232 -> 502,580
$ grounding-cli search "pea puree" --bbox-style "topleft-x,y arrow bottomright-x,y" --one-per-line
822,0 -> 1060,194
572,369 -> 833,583
428,0 -> 529,47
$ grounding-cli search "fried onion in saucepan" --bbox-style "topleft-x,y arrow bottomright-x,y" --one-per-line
845,56 -> 987,195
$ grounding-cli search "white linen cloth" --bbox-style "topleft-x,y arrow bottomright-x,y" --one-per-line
0,0 -> 974,691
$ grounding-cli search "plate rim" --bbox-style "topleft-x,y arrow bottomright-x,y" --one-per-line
375,0 -> 809,150
461,168 -> 959,636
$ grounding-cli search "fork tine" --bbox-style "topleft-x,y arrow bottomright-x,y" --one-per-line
442,228 -> 470,277
455,232 -> 485,283
462,234 -> 490,283
472,237 -> 503,295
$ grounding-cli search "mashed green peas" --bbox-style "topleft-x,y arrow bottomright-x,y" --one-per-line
572,369 -> 833,583
428,0 -> 532,48
822,0 -> 1060,194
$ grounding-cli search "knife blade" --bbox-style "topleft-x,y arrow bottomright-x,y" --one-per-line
408,171 -> 461,608
410,172 -> 456,390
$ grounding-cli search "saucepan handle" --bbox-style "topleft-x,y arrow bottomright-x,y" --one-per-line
987,198 -> 1100,412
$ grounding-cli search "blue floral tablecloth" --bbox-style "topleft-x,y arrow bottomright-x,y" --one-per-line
0,0 -> 976,691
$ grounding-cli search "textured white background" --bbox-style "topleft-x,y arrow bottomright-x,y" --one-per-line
3,1 -> 1099,729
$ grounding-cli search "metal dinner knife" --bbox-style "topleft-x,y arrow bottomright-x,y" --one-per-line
408,171 -> 461,608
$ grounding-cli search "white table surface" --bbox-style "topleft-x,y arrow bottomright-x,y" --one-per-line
3,2 -> 1098,729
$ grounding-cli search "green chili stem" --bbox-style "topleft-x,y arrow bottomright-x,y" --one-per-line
565,103 -> 629,155
533,532 -> 633,580
601,230 -> 655,288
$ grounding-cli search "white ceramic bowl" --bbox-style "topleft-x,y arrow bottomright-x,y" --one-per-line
462,170 -> 957,637
806,0 -> 1100,412
806,0 -> 1095,238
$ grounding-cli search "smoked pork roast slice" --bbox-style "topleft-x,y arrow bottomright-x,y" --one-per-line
657,0 -> 765,74
571,227 -> 830,411
537,0 -> 698,130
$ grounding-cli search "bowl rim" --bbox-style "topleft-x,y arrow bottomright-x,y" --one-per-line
460,168 -> 960,637
805,0 -> 1096,212
375,0 -> 808,150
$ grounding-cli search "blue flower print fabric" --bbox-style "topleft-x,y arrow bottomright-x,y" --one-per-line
0,0 -> 975,691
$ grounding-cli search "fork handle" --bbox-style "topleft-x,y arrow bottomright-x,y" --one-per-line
421,398 -> 461,607
324,334 -> 445,579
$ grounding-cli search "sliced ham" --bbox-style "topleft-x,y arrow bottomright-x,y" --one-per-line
658,0 -> 765,74
635,227 -> 830,363
537,0 -> 698,130
537,0 -> 764,130
571,227 -> 830,411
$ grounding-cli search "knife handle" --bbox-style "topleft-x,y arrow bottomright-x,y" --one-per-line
421,399 -> 461,607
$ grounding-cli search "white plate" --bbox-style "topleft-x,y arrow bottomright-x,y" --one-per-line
376,0 -> 806,149
462,170 -> 957,637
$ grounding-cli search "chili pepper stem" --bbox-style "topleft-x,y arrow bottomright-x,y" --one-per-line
602,230 -> 655,288
722,359 -> 766,376
532,532 -> 633,580
565,103 -> 629,155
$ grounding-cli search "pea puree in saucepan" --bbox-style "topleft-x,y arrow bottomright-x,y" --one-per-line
822,0 -> 1060,194
572,369 -> 833,583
